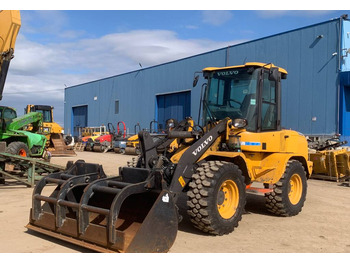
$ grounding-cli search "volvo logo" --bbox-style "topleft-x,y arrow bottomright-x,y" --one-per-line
192,136 -> 213,156
217,70 -> 239,77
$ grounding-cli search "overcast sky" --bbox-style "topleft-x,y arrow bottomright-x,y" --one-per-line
2,5 -> 350,128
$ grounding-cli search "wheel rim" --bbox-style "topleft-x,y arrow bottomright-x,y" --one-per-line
18,149 -> 27,157
288,173 -> 303,205
217,179 -> 239,219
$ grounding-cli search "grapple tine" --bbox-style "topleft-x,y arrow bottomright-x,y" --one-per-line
123,189 -> 178,253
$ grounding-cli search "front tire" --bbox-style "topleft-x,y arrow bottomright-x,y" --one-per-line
6,142 -> 30,157
187,161 -> 246,235
265,160 -> 307,216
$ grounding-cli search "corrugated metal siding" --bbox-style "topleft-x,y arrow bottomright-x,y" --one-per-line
225,20 -> 340,136
65,19 -> 342,137
157,91 -> 191,129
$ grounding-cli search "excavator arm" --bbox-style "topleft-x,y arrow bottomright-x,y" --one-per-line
0,10 -> 21,100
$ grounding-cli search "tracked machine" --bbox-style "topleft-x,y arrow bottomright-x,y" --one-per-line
26,63 -> 312,252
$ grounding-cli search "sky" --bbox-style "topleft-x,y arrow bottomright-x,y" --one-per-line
2,4 -> 350,128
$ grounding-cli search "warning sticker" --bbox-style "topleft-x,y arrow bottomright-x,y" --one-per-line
178,176 -> 186,187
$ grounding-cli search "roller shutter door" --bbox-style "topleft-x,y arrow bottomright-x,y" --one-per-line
157,91 -> 191,130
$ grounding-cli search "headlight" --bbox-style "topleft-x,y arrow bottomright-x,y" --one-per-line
232,118 -> 248,129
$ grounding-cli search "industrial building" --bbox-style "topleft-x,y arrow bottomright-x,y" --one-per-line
64,15 -> 350,142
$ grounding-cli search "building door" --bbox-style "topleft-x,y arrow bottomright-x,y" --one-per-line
72,105 -> 88,137
157,91 -> 191,130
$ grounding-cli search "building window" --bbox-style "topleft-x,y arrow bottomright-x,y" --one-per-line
115,100 -> 119,114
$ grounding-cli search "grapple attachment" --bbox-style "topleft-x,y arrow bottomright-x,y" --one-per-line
26,161 -> 178,253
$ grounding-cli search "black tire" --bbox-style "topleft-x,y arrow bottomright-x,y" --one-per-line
65,135 -> 73,145
127,156 -> 141,168
187,160 -> 246,235
6,142 -> 30,157
265,160 -> 307,217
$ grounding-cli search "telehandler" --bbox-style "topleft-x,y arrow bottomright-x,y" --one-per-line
26,62 -> 312,252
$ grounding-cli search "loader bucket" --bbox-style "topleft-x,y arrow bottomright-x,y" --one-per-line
26,163 -> 178,253
49,133 -> 76,156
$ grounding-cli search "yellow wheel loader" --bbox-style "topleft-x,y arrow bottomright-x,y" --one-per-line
26,62 -> 312,252
25,105 -> 76,156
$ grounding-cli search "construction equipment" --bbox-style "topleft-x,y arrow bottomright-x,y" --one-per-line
113,121 -> 129,154
0,10 -> 21,100
309,137 -> 350,184
81,126 -> 108,142
0,106 -> 47,158
25,105 -> 76,156
93,122 -> 125,152
121,121 -> 161,155
0,152 -> 64,186
27,62 -> 312,252
122,123 -> 141,155
81,126 -> 108,151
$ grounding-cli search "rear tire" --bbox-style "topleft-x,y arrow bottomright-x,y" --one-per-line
187,161 -> 246,235
6,142 -> 30,157
265,160 -> 307,216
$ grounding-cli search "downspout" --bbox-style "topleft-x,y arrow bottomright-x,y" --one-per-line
336,16 -> 343,135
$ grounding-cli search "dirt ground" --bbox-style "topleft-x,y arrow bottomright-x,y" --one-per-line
1,151 -> 350,253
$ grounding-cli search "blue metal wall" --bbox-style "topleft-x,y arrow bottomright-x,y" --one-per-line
156,91 -> 191,129
65,18 -> 347,138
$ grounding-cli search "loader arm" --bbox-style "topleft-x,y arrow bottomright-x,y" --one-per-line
8,112 -> 43,132
168,119 -> 228,195
0,10 -> 21,100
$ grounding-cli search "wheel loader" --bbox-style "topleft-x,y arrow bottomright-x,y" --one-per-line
26,62 -> 313,252
25,105 -> 76,156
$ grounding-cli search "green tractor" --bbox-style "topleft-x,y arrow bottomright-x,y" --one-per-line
0,106 -> 47,157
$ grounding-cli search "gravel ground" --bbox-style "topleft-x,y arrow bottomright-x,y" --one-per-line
0,151 -> 350,254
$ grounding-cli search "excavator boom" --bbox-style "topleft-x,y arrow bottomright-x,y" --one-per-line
0,10 -> 21,100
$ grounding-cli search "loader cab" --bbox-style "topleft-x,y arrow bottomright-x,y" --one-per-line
26,105 -> 53,123
0,106 -> 17,130
202,63 -> 287,132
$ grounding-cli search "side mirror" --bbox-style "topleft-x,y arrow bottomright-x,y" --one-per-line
193,75 -> 199,87
268,67 -> 280,81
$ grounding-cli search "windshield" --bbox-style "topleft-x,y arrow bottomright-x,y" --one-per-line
35,109 -> 52,123
203,67 -> 259,131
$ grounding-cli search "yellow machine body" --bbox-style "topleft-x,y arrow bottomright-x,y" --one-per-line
0,10 -> 21,100
309,148 -> 350,182
0,10 -> 21,59
170,121 -> 312,185
26,62 -> 313,253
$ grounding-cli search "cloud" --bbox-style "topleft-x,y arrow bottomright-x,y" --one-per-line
201,11 -> 233,26
256,10 -> 336,19
4,28 -> 244,126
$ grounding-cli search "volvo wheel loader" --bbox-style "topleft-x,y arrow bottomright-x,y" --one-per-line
26,62 -> 312,252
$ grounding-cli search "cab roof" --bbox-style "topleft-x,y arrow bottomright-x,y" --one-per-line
202,62 -> 288,75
